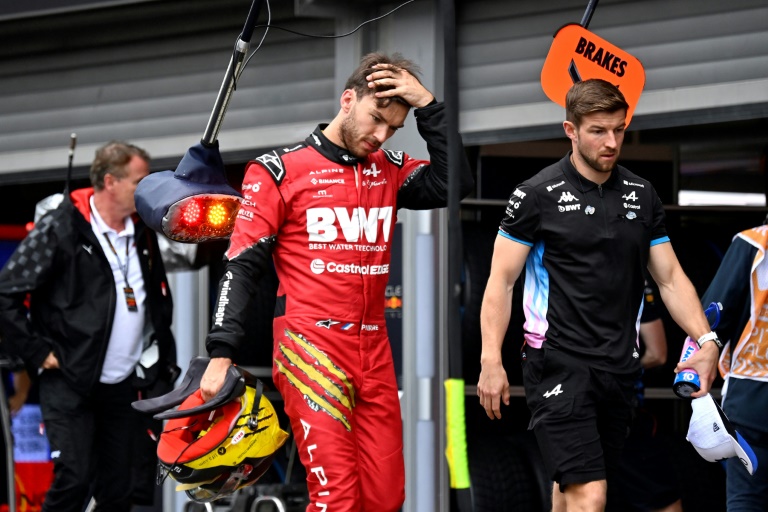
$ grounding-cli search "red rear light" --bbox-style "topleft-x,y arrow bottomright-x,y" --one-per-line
181,200 -> 203,226
163,194 -> 242,242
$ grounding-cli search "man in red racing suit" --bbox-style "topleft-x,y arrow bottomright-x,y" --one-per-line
200,52 -> 473,511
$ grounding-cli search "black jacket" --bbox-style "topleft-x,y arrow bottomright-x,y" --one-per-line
0,187 -> 175,394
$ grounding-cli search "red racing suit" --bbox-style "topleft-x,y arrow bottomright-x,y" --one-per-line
206,101 -> 472,511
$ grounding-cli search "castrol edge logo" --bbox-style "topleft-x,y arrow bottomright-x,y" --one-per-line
310,259 -> 389,276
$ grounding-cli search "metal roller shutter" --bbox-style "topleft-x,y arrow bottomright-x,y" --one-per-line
457,0 -> 768,144
0,0 -> 336,180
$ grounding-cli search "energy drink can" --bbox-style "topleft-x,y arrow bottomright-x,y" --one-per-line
672,337 -> 701,398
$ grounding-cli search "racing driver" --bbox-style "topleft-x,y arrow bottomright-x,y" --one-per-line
199,52 -> 473,511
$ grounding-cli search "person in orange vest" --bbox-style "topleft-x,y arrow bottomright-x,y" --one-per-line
700,219 -> 768,511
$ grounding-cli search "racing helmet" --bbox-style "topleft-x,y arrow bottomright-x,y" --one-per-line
156,377 -> 289,502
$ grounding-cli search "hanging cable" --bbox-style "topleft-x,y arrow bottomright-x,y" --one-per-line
241,0 -> 415,72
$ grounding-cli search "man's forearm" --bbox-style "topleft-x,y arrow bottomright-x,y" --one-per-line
659,273 -> 711,340
480,285 -> 513,364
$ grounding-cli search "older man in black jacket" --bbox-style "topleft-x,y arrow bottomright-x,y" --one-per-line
0,141 -> 177,512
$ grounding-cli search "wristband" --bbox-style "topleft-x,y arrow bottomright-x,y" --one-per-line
696,331 -> 722,350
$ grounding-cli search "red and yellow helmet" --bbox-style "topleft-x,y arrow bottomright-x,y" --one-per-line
156,379 -> 288,502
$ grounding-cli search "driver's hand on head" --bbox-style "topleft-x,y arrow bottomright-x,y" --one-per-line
366,63 -> 434,108
200,357 -> 232,402
477,361 -> 510,420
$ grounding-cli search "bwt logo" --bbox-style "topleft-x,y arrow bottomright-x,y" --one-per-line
307,206 -> 393,243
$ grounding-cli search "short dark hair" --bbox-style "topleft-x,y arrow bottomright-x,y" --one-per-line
344,52 -> 421,108
565,79 -> 629,127
90,141 -> 150,190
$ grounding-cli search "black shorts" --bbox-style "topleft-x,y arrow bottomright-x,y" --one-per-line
521,345 -> 638,491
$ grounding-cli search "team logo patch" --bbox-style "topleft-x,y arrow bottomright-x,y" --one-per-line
382,149 -> 404,167
255,151 -> 286,185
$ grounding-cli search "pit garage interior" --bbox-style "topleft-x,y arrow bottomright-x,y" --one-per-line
0,0 -> 767,511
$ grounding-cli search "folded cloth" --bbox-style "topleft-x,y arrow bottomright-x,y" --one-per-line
686,393 -> 758,475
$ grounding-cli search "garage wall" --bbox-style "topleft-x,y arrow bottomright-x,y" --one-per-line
2,0 -> 767,176
0,0 -> 336,180
458,0 -> 768,143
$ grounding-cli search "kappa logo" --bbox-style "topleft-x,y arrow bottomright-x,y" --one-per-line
363,163 -> 382,177
622,191 -> 638,201
557,191 -> 578,203
543,383 -> 564,398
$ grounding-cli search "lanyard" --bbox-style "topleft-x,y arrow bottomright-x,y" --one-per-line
103,233 -> 131,288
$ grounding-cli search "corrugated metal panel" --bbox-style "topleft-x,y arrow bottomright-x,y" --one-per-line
458,0 -> 768,144
0,0 -> 336,177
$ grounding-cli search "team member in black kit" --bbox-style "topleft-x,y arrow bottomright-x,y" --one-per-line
477,79 -> 719,512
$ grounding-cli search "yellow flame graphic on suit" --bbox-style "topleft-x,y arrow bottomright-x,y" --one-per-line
276,328 -> 355,431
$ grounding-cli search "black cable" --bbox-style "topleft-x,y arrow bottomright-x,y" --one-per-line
259,0 -> 415,39
241,0 -> 415,71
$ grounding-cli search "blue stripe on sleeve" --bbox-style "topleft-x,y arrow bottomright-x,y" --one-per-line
499,230 -> 534,247
650,236 -> 670,247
